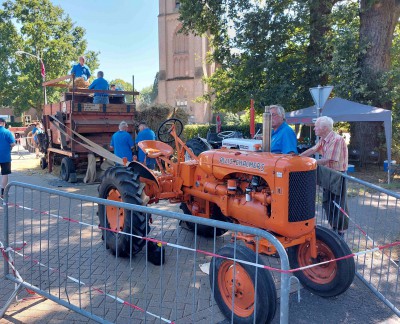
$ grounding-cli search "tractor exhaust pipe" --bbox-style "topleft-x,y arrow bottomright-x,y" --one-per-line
262,106 -> 272,152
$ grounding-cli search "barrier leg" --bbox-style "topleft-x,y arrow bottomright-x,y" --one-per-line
0,283 -> 23,318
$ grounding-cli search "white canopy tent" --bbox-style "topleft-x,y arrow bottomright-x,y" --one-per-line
285,97 -> 393,169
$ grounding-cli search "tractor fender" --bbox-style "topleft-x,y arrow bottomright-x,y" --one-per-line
127,161 -> 159,188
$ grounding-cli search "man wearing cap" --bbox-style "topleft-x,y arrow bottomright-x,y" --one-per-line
0,118 -> 16,198
70,56 -> 91,81
89,71 -> 109,104
110,121 -> 134,162
135,122 -> 156,169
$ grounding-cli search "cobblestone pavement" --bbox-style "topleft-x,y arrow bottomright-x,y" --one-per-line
0,152 -> 399,323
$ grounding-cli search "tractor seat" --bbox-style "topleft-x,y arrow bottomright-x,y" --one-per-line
138,140 -> 174,158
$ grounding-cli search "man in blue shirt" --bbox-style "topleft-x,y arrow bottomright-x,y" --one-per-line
89,71 -> 109,104
110,121 -> 134,162
70,56 -> 91,81
270,105 -> 298,154
135,121 -> 156,169
0,117 -> 16,198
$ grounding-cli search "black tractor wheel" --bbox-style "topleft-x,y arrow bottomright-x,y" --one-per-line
40,157 -> 48,170
98,166 -> 150,257
180,202 -> 229,237
157,118 -> 183,143
288,225 -> 355,297
210,244 -> 277,323
60,157 -> 77,183
185,137 -> 212,160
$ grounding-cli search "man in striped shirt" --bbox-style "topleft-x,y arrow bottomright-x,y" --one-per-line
300,116 -> 349,236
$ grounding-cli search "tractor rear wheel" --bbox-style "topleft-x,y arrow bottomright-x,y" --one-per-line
98,166 -> 150,257
180,203 -> 228,237
288,225 -> 355,297
185,138 -> 211,157
210,244 -> 277,323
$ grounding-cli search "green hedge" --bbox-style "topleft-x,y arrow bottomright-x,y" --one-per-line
183,124 -> 253,140
6,122 -> 23,128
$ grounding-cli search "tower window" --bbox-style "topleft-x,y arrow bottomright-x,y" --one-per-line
175,1 -> 180,9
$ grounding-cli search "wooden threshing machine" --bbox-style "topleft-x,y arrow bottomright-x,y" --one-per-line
40,75 -> 138,182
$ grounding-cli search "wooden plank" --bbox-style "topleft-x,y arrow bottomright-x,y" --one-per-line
72,103 -> 136,113
42,74 -> 72,86
68,88 -> 139,95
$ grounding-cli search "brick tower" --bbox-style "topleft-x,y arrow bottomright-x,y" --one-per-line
157,0 -> 215,123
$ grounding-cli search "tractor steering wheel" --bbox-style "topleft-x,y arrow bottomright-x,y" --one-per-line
217,131 -> 236,139
157,118 -> 183,143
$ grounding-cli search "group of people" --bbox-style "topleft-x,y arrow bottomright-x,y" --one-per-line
3,57 -> 350,235
70,56 -> 119,105
110,121 -> 156,169
270,104 -> 348,235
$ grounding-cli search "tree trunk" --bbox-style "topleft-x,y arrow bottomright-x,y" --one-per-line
351,1 -> 400,159
307,0 -> 339,87
359,0 -> 400,80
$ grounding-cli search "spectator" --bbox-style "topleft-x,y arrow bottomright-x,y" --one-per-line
135,121 -> 156,169
70,56 -> 91,81
300,116 -> 349,236
270,105 -> 298,154
31,122 -> 43,158
110,121 -> 134,163
0,117 -> 16,198
89,71 -> 109,104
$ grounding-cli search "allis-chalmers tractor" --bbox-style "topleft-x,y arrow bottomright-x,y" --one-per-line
98,118 -> 355,323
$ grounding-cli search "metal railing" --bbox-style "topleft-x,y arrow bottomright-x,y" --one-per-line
0,181 -> 292,323
315,170 -> 400,317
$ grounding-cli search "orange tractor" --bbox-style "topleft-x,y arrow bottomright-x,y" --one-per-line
98,118 -> 355,323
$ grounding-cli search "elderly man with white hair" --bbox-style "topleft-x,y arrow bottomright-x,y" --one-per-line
300,116 -> 349,236
109,121 -> 134,163
300,116 -> 348,171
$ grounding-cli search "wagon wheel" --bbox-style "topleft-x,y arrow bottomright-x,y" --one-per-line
157,118 -> 183,143
60,157 -> 77,183
210,244 -> 277,323
97,166 -> 150,257
288,225 -> 355,297
23,125 -> 36,153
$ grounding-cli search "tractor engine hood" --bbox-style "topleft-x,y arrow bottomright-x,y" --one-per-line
198,149 -> 316,180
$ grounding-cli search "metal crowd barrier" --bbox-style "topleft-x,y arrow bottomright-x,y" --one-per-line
315,171 -> 400,317
0,181 -> 292,323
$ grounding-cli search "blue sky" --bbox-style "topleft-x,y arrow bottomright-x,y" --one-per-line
51,0 -> 159,91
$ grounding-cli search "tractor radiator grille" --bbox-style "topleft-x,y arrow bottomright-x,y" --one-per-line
288,170 -> 316,222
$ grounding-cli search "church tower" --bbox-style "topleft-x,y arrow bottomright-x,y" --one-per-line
157,0 -> 215,123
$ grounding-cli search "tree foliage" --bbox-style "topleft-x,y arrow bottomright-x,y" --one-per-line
0,0 -> 99,113
178,0 -> 400,114
109,78 -> 134,103
178,0 -> 400,157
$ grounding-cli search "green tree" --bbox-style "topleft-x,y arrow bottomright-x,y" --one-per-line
109,78 -> 134,103
138,85 -> 153,106
0,0 -> 99,114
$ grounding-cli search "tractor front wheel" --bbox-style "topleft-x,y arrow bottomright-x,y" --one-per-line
98,166 -> 150,257
288,225 -> 355,297
210,244 -> 277,323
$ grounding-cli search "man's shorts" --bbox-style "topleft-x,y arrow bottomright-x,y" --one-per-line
0,162 -> 11,175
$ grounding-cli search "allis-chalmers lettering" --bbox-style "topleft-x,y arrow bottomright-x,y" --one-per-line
219,157 -> 265,172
